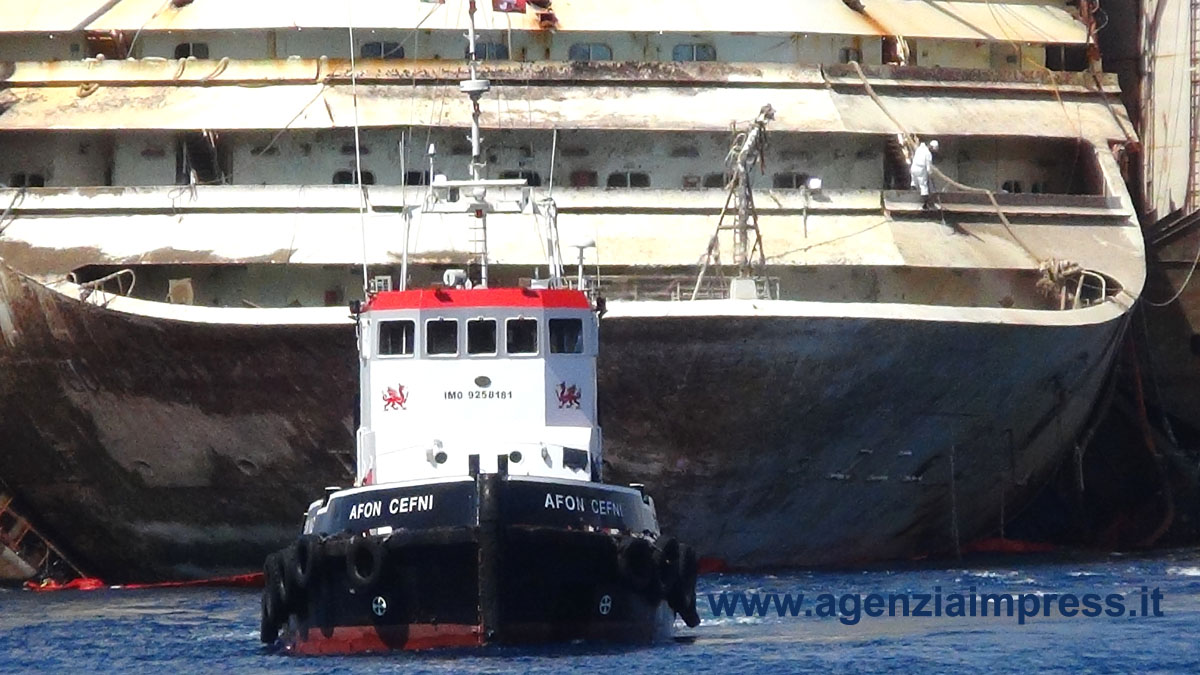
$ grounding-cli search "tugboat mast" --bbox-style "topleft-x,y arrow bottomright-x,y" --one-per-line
461,0 -> 492,288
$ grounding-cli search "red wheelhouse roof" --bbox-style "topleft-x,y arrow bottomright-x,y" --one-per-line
365,287 -> 591,311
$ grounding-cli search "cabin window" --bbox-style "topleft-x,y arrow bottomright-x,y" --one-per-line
8,173 -> 45,188
1002,180 -> 1024,194
362,41 -> 404,59
1030,181 -> 1050,194
426,319 -> 459,356
839,47 -> 863,64
506,318 -> 538,355
404,170 -> 429,186
570,170 -> 598,187
469,42 -> 509,60
703,173 -> 727,188
773,172 -> 811,189
498,169 -> 543,187
568,43 -> 613,61
333,170 -> 375,185
174,42 -> 210,59
672,44 -> 716,62
379,320 -> 416,356
606,171 -> 651,189
549,318 -> 584,354
467,319 -> 498,355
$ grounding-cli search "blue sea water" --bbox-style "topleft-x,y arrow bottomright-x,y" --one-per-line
2,549 -> 1198,674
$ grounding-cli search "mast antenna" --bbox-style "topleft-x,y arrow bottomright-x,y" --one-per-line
461,0 -> 492,288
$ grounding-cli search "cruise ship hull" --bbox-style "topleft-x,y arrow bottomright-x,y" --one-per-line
0,260 -> 1127,581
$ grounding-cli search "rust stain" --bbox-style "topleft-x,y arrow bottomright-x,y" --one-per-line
123,247 -> 222,264
391,249 -> 474,265
0,241 -> 109,277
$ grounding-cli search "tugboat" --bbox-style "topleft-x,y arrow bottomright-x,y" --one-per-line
258,2 -> 699,655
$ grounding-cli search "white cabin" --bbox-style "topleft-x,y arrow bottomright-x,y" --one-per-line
355,287 -> 600,485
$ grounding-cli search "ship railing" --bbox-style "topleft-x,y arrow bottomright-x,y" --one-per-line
1073,270 -> 1109,310
585,274 -> 781,302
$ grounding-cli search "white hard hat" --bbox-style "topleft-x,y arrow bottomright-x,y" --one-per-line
929,140 -> 940,151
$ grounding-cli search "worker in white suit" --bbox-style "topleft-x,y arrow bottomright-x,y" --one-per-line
910,139 -> 939,209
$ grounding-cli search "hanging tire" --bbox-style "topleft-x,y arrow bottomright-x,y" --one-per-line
673,544 -> 701,628
291,534 -> 321,591
617,536 -> 656,595
268,551 -> 290,612
654,537 -> 681,598
260,553 -> 284,644
346,535 -> 384,589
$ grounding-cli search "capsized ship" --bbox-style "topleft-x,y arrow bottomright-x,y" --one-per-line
0,0 -> 1145,582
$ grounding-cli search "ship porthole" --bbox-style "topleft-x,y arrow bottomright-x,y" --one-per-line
509,451 -> 522,463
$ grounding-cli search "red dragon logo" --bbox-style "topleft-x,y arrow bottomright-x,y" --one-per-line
382,384 -> 408,411
556,382 -> 582,409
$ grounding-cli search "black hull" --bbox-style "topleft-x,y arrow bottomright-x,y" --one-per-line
273,527 -> 675,654
263,475 -> 690,654
0,260 -> 1127,580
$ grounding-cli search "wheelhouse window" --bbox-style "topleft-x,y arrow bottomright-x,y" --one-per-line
469,42 -> 509,60
174,42 -> 210,59
467,319 -> 497,355
362,41 -> 404,59
506,318 -> 538,355
379,320 -> 415,356
607,171 -> 651,188
568,43 -> 613,61
672,43 -> 716,62
549,318 -> 584,354
426,319 -> 459,355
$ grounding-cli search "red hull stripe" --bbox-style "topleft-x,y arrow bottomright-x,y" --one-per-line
286,623 -> 484,655
366,288 -> 591,311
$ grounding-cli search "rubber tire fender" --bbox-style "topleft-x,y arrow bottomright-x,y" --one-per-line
260,552 -> 285,644
268,551 -> 290,613
673,543 -> 701,628
617,536 -> 656,595
654,537 -> 681,598
291,534 -> 322,591
346,535 -> 385,589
